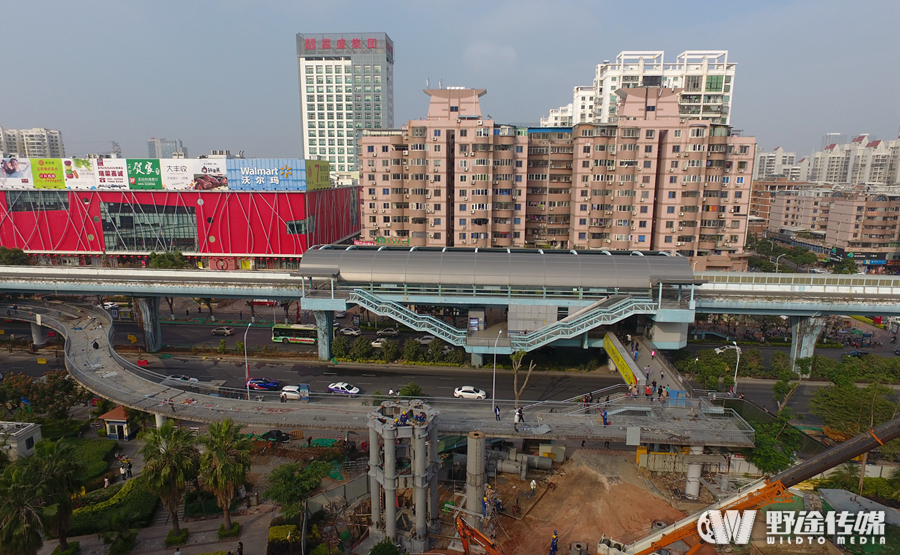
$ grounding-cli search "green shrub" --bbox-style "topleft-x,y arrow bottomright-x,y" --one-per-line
380,339 -> 400,362
74,482 -> 125,510
269,524 -> 301,543
310,544 -> 331,555
50,541 -> 80,555
218,522 -> 241,539
165,528 -> 189,547
217,338 -> 227,353
331,335 -> 349,358
69,477 -> 159,537
349,336 -> 372,360
60,438 -> 118,478
41,419 -> 87,441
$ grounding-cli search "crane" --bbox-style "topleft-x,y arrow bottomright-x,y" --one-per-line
599,414 -> 900,555
457,516 -> 504,555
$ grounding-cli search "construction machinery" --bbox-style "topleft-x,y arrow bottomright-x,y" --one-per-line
457,516 -> 504,555
599,413 -> 900,555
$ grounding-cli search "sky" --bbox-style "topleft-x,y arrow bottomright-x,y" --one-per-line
5,0 -> 899,159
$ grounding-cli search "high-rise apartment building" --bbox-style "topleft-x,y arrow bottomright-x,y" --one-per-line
540,86 -> 594,127
359,86 -> 755,257
539,104 -> 573,127
754,146 -> 809,181
296,32 -> 394,185
147,137 -> 187,159
806,134 -> 900,185
592,51 -> 736,125
0,127 -> 65,157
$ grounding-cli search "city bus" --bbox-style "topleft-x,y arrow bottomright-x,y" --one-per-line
272,324 -> 318,344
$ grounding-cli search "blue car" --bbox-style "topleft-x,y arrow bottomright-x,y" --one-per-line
247,377 -> 280,391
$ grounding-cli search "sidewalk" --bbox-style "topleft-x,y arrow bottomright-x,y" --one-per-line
37,503 -> 276,555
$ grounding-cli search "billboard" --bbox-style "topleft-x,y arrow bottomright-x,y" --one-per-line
305,160 -> 331,190
31,159 -> 66,189
190,160 -> 228,191
93,158 -> 128,189
0,157 -> 32,189
126,159 -> 163,190
226,158 -> 306,191
63,158 -> 98,189
603,333 -> 639,387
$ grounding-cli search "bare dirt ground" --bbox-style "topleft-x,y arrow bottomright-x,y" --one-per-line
495,449 -> 716,555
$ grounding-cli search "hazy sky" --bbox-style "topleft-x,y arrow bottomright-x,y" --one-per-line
6,1 -> 899,159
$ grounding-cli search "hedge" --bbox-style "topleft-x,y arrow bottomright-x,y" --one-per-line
41,419 -> 87,441
61,438 -> 118,479
269,525 -> 301,543
73,482 -> 125,511
50,541 -> 80,555
165,528 -> 189,547
218,522 -> 240,539
68,477 -> 159,537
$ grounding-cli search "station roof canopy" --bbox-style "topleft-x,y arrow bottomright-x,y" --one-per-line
298,246 -> 699,289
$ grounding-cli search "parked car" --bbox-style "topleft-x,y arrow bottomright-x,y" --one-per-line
339,327 -> 362,337
894,348 -> 900,356
211,327 -> 234,336
247,377 -> 280,390
260,430 -> 290,443
415,335 -> 436,345
454,386 -> 487,400
102,302 -> 119,309
377,327 -> 400,337
371,338 -> 387,349
845,350 -> 870,358
281,385 -> 305,400
328,382 -> 360,395
335,311 -> 347,318
166,374 -> 199,384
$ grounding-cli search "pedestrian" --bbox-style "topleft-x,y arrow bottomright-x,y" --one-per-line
604,440 -> 610,449
645,366 -> 650,381
514,410 -> 520,432
645,385 -> 652,398
237,542 -> 243,555
494,405 -> 501,421
13,304 -> 17,315
119,465 -> 126,481
174,549 -> 182,555
530,479 -> 537,498
169,399 -> 176,413
626,333 -> 632,344
665,385 -> 670,396
104,477 -> 110,488
517,407 -> 524,424
186,308 -> 189,316
280,392 -> 286,403
240,311 -> 243,320
601,409 -> 609,426
307,435 -> 313,447
588,392 -> 593,404
126,461 -> 133,478
651,380 -> 657,390
651,349 -> 656,360
660,369 -> 665,381
550,530 -> 559,555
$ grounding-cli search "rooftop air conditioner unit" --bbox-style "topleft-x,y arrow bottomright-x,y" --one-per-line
676,242 -> 683,246
430,222 -> 434,227
403,150 -> 409,156
462,225 -> 466,230
381,209 -> 386,213
471,209 -> 476,214
492,238 -> 498,243
371,195 -> 376,200
668,169 -> 674,173
386,223 -> 391,227
460,239 -> 466,244
429,179 -> 434,183
718,213 -> 725,219
426,194 -> 432,199
739,169 -> 745,173
404,165 -> 409,170
477,120 -> 483,126
679,212 -> 684,216
605,239 -> 611,243
433,137 -> 438,141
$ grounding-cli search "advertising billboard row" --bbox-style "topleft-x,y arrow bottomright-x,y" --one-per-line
0,157 -> 329,192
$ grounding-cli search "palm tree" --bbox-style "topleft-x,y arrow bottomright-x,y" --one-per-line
140,420 -> 198,533
199,419 -> 252,530
0,464 -> 54,555
27,440 -> 86,553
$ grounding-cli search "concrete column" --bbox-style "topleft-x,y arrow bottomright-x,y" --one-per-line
466,431 -> 486,529
368,424 -> 381,530
383,427 -> 397,540
30,322 -> 44,345
134,297 -> 162,352
313,310 -> 334,361
427,425 -> 440,530
684,445 -> 704,500
413,427 -> 428,540
470,352 -> 484,367
154,413 -> 166,428
790,316 -> 825,374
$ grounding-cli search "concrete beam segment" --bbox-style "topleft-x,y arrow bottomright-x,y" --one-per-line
684,445 -> 704,500
313,310 -> 333,361
465,431 -> 486,530
30,322 -> 44,345
790,316 -> 826,374
154,413 -> 166,428
427,426 -> 439,530
413,427 -> 428,539
368,424 -> 381,530
471,352 -> 484,367
134,297 -> 162,352
383,426 -> 397,540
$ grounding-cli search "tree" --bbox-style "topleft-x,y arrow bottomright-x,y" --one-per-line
0,464 -> 54,555
425,339 -> 444,363
771,355 -> 811,411
349,336 -> 373,360
265,460 -> 332,518
140,420 -> 199,533
0,247 -> 30,266
785,247 -> 818,268
380,339 -> 400,362
27,440 -> 86,552
398,381 -> 423,397
0,371 -> 89,421
831,258 -> 859,275
810,381 -> 900,461
370,537 -> 401,555
510,351 -> 537,409
200,298 -> 216,317
402,339 -> 420,362
198,419 -> 252,531
98,508 -> 138,555
331,336 -> 349,358
744,408 -> 803,474
147,251 -> 190,269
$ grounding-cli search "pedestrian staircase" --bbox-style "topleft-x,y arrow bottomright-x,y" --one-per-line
348,289 -> 468,345
149,501 -> 184,527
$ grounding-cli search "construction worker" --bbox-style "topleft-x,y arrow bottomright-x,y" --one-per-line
550,530 -> 559,555
530,479 -> 537,498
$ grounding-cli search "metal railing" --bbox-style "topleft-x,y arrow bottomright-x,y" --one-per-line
348,290 -> 468,345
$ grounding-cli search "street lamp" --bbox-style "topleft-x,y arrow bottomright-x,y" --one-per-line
715,341 -> 742,395
492,329 -> 503,414
775,253 -> 787,273
243,322 -> 252,401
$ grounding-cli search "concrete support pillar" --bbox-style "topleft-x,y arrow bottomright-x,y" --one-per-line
684,445 -> 704,500
790,316 -> 825,374
313,310 -> 334,361
368,424 -> 381,531
30,322 -> 44,345
154,413 -> 166,428
413,427 -> 428,540
135,297 -> 162,352
470,352 -> 484,367
466,431 -> 486,530
427,426 -> 440,530
383,427 -> 397,540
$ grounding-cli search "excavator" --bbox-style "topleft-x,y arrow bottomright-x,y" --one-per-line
457,515 -> 504,555
598,412 -> 900,555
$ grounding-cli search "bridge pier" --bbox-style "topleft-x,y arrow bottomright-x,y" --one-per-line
313,310 -> 333,361
790,316 -> 825,373
368,425 -> 382,531
134,297 -> 162,353
154,413 -> 166,428
30,322 -> 44,345
684,445 -> 704,500
470,352 -> 484,367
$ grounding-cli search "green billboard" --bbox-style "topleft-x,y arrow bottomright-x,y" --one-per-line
31,158 -> 66,189
127,159 -> 163,189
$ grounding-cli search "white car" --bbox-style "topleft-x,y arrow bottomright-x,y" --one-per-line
335,311 -> 347,318
339,327 -> 362,336
328,382 -> 361,395
415,335 -> 436,345
281,385 -> 305,400
371,337 -> 387,348
454,386 -> 487,400
102,302 -> 119,309
167,374 -> 199,384
377,327 -> 400,337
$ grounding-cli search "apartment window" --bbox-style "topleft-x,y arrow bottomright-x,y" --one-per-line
367,145 -> 374,152
459,130 -> 467,137
434,129 -> 441,137
645,130 -> 655,139
381,145 -> 389,152
739,146 -> 750,154
690,128 -> 705,138
644,145 -> 653,153
705,75 -> 724,92
664,236 -> 672,243
666,206 -> 675,214
450,106 -> 459,112
672,145 -> 681,153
